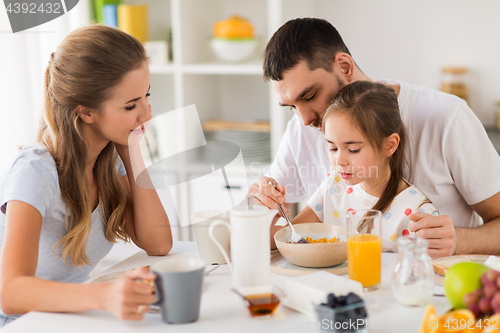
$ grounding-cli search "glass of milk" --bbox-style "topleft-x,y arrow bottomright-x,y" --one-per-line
391,236 -> 434,306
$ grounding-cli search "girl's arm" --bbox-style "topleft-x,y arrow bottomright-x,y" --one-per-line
116,144 -> 173,256
0,201 -> 155,318
291,205 -> 321,225
270,205 -> 321,249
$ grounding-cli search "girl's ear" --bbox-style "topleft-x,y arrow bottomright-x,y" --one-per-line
76,105 -> 95,124
384,133 -> 400,157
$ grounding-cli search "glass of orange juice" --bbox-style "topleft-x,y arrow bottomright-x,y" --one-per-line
346,209 -> 382,291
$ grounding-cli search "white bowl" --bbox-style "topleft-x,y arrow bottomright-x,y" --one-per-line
274,223 -> 348,268
210,39 -> 258,62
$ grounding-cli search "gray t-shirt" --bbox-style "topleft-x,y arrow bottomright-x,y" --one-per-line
0,144 -> 127,321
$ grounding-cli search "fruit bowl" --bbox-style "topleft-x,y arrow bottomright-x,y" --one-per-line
210,38 -> 258,62
274,223 -> 347,268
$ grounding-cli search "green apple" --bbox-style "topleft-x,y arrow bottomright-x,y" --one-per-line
444,262 -> 490,309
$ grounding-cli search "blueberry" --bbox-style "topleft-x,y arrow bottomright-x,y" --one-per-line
355,306 -> 367,318
337,295 -> 346,305
345,292 -> 363,305
335,312 -> 349,323
327,293 -> 336,307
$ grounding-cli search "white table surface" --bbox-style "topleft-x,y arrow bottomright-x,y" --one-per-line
2,241 -> 451,333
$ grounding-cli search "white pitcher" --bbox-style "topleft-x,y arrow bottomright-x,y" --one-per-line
209,205 -> 277,289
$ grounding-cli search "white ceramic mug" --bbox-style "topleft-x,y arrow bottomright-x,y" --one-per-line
208,205 -> 277,288
191,210 -> 230,265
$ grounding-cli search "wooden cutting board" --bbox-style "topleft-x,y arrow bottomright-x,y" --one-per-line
432,254 -> 490,277
270,250 -> 348,277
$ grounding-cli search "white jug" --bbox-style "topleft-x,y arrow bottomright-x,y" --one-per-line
209,205 -> 277,289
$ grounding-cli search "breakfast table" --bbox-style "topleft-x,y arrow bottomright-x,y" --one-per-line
1,241 -> 451,333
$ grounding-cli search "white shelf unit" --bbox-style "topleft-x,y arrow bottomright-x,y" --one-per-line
119,0 -> 318,241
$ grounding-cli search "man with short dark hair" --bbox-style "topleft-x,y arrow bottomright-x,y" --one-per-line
249,18 -> 500,258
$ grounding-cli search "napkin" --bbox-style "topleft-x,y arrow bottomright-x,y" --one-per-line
282,271 -> 363,317
484,255 -> 500,271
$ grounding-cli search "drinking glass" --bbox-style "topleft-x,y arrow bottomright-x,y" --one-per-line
391,236 -> 434,306
346,209 -> 382,291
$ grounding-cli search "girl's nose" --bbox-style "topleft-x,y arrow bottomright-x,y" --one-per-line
336,151 -> 349,166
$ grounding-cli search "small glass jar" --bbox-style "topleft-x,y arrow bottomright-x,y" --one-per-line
441,67 -> 468,102
391,236 -> 434,306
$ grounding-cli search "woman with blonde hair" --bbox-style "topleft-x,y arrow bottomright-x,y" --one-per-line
0,25 -> 173,325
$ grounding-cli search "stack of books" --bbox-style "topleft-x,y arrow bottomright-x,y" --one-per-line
93,0 -> 148,43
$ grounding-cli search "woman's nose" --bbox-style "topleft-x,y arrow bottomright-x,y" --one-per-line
139,101 -> 152,123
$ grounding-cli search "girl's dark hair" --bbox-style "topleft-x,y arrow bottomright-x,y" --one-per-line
263,18 -> 352,81
322,81 -> 409,214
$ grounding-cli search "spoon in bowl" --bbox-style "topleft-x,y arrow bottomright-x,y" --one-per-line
268,181 -> 308,244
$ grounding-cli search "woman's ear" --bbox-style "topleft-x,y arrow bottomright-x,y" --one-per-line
76,105 -> 94,124
384,133 -> 400,157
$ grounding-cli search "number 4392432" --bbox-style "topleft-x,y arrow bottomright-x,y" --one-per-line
444,318 -> 498,330
5,2 -> 61,14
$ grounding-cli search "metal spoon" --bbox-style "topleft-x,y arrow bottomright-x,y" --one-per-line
268,181 -> 308,244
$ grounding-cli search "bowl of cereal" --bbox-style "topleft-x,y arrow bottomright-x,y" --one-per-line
274,223 -> 347,268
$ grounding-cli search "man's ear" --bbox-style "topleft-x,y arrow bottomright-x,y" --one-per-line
384,133 -> 400,157
335,53 -> 355,80
76,105 -> 94,124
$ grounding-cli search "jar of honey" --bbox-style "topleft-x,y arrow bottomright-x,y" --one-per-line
441,67 -> 468,102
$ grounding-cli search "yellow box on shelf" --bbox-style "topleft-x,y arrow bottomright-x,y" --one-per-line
117,4 -> 148,43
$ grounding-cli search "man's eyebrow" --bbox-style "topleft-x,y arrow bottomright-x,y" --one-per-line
125,84 -> 151,104
279,84 -> 317,107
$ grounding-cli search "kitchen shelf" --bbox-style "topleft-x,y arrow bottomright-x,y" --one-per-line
149,63 -> 175,74
149,62 -> 263,75
202,119 -> 270,132
180,61 -> 263,75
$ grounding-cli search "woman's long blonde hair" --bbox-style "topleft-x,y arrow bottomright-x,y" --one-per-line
38,25 -> 148,266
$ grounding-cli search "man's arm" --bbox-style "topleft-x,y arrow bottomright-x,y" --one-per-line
410,191 -> 500,257
455,191 -> 500,255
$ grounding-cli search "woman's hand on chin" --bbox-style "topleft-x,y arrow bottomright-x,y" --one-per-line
115,142 -> 141,158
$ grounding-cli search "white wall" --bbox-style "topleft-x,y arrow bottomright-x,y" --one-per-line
316,0 -> 500,126
0,1 -> 90,172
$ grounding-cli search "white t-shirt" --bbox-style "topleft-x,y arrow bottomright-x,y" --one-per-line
267,80 -> 500,228
307,171 -> 438,252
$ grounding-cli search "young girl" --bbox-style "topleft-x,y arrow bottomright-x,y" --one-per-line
291,81 -> 437,252
0,25 -> 173,325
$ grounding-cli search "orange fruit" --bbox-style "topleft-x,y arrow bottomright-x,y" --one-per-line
213,15 -> 254,39
419,304 -> 439,333
483,313 -> 500,333
437,309 -> 475,332
462,323 -> 485,332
